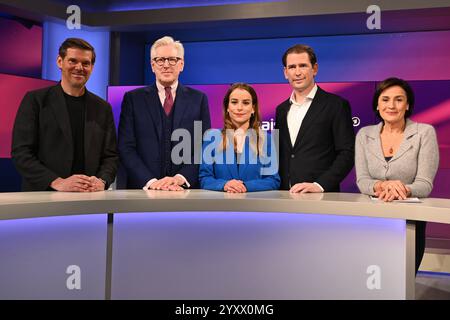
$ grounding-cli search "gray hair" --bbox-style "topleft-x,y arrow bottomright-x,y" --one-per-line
150,36 -> 184,60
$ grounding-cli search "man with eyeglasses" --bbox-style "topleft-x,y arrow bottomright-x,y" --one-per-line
11,38 -> 118,192
118,36 -> 211,190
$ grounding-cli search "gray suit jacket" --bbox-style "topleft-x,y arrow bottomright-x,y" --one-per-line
355,119 -> 439,197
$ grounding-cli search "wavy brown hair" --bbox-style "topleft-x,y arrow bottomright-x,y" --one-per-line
222,83 -> 264,155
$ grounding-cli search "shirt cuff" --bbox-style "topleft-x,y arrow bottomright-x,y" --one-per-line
175,174 -> 190,188
143,178 -> 158,190
313,182 -> 324,192
98,177 -> 107,189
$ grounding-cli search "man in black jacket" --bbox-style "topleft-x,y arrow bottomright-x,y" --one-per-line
275,44 -> 355,193
11,38 -> 118,192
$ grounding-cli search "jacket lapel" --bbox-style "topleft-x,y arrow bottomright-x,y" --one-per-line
223,142 -> 239,178
173,84 -> 188,130
49,84 -> 72,145
84,89 -> 98,158
237,139 -> 251,178
392,119 -> 416,161
144,84 -> 162,143
278,99 -> 292,150
293,86 -> 325,151
365,123 -> 386,162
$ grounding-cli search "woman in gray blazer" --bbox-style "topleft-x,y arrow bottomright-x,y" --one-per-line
355,77 -> 439,274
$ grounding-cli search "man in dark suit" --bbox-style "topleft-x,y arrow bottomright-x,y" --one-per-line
118,36 -> 211,190
275,44 -> 355,193
11,38 -> 118,192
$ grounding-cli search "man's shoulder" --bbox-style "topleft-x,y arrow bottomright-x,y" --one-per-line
316,87 -> 349,105
86,89 -> 110,105
83,90 -> 114,116
124,83 -> 207,100
25,84 -> 58,99
275,98 -> 291,111
180,84 -> 207,98
123,85 -> 152,97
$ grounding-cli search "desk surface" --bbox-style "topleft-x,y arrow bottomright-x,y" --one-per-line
0,190 -> 450,223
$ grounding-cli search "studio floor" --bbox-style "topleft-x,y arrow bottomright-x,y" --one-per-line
416,272 -> 450,299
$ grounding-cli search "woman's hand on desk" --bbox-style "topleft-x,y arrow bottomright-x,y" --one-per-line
224,180 -> 247,193
374,180 -> 411,202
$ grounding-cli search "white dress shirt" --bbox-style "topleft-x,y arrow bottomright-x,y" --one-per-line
287,84 -> 317,146
234,128 -> 246,154
286,85 -> 323,192
156,80 -> 178,106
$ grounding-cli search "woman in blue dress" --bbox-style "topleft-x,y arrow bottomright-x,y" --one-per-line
199,83 -> 280,192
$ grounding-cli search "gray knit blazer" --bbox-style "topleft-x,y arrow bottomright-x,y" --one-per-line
355,119 -> 439,197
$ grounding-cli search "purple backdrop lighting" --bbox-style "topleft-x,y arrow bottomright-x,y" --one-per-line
408,81 -> 450,170
107,82 -> 374,132
107,81 -> 450,198
107,0 -> 281,11
0,74 -> 56,158
0,17 -> 42,78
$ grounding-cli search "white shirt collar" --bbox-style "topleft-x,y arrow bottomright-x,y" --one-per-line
289,84 -> 318,106
156,80 -> 178,93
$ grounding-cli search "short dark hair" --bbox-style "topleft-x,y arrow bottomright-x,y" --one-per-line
372,77 -> 415,120
58,38 -> 96,65
282,44 -> 317,67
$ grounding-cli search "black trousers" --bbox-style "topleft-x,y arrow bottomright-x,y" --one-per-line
415,221 -> 427,275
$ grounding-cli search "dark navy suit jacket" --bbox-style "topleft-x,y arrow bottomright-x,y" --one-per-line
118,83 -> 211,189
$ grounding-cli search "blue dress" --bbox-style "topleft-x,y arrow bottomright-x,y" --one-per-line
199,130 -> 280,192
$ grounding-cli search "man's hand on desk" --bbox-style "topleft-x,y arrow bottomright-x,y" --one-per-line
289,182 -> 322,193
148,176 -> 185,191
51,175 -> 92,192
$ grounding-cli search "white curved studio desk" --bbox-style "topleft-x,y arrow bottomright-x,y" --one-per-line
1,190 -> 450,300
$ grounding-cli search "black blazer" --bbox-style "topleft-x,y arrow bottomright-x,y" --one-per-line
275,86 -> 355,191
11,84 -> 119,191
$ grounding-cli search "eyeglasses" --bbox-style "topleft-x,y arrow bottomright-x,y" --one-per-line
152,57 -> 182,66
